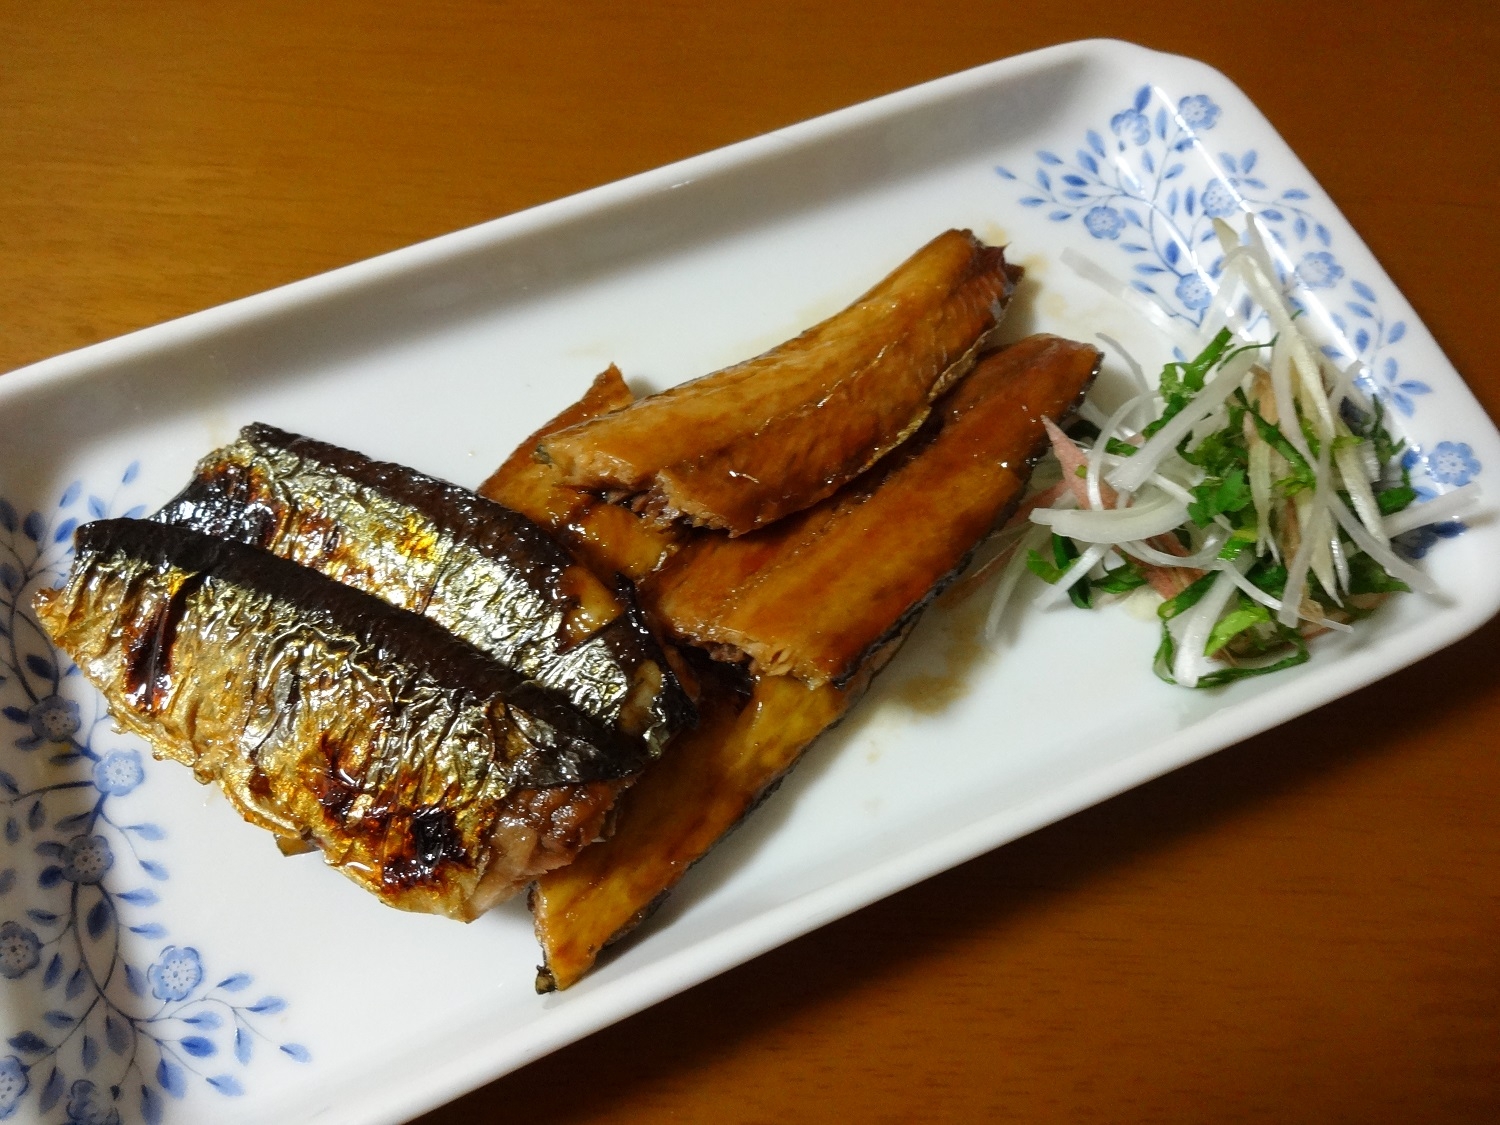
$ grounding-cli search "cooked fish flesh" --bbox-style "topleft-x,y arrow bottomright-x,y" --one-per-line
480,365 -> 685,583
34,519 -> 651,918
530,672 -> 854,991
155,422 -> 691,752
648,334 -> 1102,685
528,336 -> 1101,988
537,231 -> 1023,535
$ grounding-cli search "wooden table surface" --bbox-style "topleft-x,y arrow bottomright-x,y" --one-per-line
5,3 -> 1497,1122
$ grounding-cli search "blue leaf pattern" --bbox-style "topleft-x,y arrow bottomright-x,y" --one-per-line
0,466 -> 310,1122
991,79 -> 1466,471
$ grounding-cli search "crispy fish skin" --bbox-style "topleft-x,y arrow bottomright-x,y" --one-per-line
480,365 -> 685,583
155,422 -> 691,752
648,335 -> 1103,685
537,230 -> 1023,535
34,520 -> 650,919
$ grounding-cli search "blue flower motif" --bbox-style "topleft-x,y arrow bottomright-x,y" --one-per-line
0,923 -> 41,980
1178,94 -> 1221,130
61,835 -> 114,884
65,1079 -> 120,1125
1175,273 -> 1213,311
93,750 -> 144,797
0,1056 -> 27,1120
1427,442 -> 1481,487
17,694 -> 80,749
1083,205 -> 1125,240
1110,107 -> 1150,145
1395,519 -> 1466,560
1296,251 -> 1344,289
1201,178 -> 1239,219
149,945 -> 203,1001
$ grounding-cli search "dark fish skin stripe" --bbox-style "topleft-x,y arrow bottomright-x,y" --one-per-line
158,422 -> 582,594
74,519 -> 651,786
153,423 -> 694,751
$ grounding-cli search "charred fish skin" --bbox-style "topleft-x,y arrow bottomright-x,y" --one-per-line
154,422 -> 691,752
33,519 -> 652,919
537,230 -> 1024,536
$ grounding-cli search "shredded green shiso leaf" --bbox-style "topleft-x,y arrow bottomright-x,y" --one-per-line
987,217 -> 1482,688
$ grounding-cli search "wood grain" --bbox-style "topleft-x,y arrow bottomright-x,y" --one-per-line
3,2 -> 1497,1122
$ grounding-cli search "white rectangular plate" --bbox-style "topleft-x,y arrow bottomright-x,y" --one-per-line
1,38 -> 1496,1125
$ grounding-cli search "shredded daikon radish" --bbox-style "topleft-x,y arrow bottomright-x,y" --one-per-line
1278,441 -> 1334,627
1327,491 -> 1439,594
1089,393 -> 1150,511
1032,490 -> 1188,543
1172,570 -> 1241,687
1383,483 -> 1483,537
985,525 -> 1052,641
1037,543 -> 1112,607
1095,333 -> 1153,401
1106,347 -> 1258,493
995,215 -> 1478,687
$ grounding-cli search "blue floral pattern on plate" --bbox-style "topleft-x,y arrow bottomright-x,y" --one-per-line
0,469 -> 309,1123
993,82 -> 1481,534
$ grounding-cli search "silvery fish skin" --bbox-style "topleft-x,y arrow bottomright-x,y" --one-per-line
33,520 -> 649,919
153,423 -> 691,753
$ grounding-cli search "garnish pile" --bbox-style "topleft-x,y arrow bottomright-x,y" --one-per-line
988,218 -> 1480,687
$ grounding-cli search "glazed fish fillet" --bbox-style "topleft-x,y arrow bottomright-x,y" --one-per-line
528,335 -> 1100,988
537,230 -> 1023,535
648,335 -> 1103,685
480,365 -> 685,583
155,422 -> 691,752
34,520 -> 648,919
531,674 -> 852,991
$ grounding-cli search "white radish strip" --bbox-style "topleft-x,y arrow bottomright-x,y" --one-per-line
1123,530 -> 1229,568
1278,440 -> 1334,627
1038,543 -> 1112,607
1308,497 -> 1340,605
1383,483 -> 1484,537
985,525 -> 1052,642
1173,569 -> 1241,687
1076,399 -> 1112,429
1334,434 -> 1388,544
1219,561 -> 1282,612
1326,358 -> 1370,416
1330,530 -> 1350,596
1327,492 -> 1439,594
1106,347 -> 1258,493
1095,333 -> 1153,401
1089,394 -> 1149,511
1216,560 -> 1352,632
1061,248 -> 1196,350
1189,406 -> 1229,450
1232,246 -> 1337,443
1195,272 -> 1239,348
1248,438 -> 1274,555
1033,491 -> 1189,543
1142,471 -> 1198,506
1266,329 -> 1310,461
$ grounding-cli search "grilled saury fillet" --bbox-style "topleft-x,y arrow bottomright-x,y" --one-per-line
34,520 -> 651,918
155,422 -> 691,752
648,335 -> 1103,685
480,366 -> 686,584
527,334 -> 1101,987
537,230 -> 1023,535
